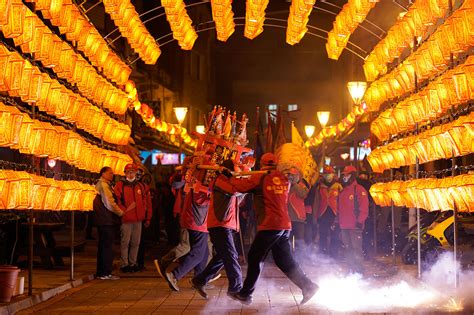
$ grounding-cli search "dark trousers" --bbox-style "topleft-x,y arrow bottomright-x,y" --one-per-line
318,210 -> 339,257
172,229 -> 209,280
304,213 -> 316,246
240,230 -> 313,297
97,225 -> 115,277
194,227 -> 242,293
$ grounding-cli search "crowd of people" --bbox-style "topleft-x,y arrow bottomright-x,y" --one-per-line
93,153 -> 372,305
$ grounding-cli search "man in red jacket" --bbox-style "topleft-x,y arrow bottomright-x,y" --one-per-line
164,188 -> 210,291
114,163 -> 151,273
314,165 -> 342,257
191,159 -> 244,299
228,153 -> 318,305
336,165 -> 369,274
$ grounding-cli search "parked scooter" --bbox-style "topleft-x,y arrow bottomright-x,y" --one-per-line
402,210 -> 474,264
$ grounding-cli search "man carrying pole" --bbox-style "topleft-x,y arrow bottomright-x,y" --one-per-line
227,153 -> 319,305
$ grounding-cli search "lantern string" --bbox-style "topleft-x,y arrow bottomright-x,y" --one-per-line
373,164 -> 474,183
381,102 -> 474,147
0,36 -> 121,122
19,1 -> 128,92
0,160 -> 97,184
0,95 -> 120,152
374,51 -> 471,116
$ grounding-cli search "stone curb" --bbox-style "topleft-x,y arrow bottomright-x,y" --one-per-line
0,274 -> 95,315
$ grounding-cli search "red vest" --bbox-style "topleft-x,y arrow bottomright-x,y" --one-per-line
232,170 -> 291,231
207,175 -> 241,231
315,182 -> 342,219
180,190 -> 210,232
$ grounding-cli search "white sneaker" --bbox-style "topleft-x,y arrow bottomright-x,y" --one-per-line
97,275 -> 109,280
108,275 -> 120,280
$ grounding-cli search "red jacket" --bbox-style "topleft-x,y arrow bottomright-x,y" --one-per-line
337,181 -> 369,229
180,190 -> 210,233
314,181 -> 342,219
207,174 -> 243,231
231,169 -> 291,231
114,180 -> 151,224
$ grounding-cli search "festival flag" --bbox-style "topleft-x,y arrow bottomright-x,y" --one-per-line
274,107 -> 287,150
265,109 -> 274,153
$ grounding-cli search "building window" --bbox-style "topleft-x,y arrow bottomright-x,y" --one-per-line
288,104 -> 298,111
267,104 -> 278,123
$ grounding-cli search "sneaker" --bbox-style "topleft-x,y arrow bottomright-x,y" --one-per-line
129,265 -> 140,273
301,282 -> 319,305
208,273 -> 221,283
227,292 -> 252,305
165,271 -> 180,292
154,259 -> 165,279
120,265 -> 132,273
190,279 -> 208,299
97,275 -> 110,280
108,275 -> 120,280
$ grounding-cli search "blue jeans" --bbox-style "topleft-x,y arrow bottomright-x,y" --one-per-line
193,227 -> 242,293
172,230 -> 209,280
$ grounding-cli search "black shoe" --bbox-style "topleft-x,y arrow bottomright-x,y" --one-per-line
86,236 -> 96,240
165,271 -> 180,291
301,282 -> 319,305
190,279 -> 208,299
120,265 -> 132,273
227,292 -> 252,305
129,265 -> 140,273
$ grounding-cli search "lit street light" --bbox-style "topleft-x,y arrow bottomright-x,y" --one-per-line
195,125 -> 205,134
174,107 -> 188,164
304,125 -> 315,138
317,111 -> 330,168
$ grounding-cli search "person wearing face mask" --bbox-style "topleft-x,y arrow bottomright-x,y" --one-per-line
336,165 -> 369,274
314,165 -> 342,257
114,163 -> 151,273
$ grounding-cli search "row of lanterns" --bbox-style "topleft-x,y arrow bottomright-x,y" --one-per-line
306,102 -> 368,147
368,111 -> 473,173
0,170 -> 95,211
1,4 -> 130,115
370,174 -> 474,212
21,0 -> 132,85
326,0 -> 379,60
134,102 -> 197,148
363,0 -> 450,81
286,0 -> 316,45
371,55 -> 474,141
102,0 -> 161,65
244,0 -> 270,40
365,0 -> 473,112
0,45 -> 131,145
0,102 -> 133,175
161,0 -> 198,50
211,0 -> 235,42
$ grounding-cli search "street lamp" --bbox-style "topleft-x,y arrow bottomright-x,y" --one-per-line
347,81 -> 367,172
317,111 -> 330,129
173,107 -> 188,164
195,125 -> 205,134
317,111 -> 330,169
347,81 -> 367,105
173,107 -> 188,124
304,125 -> 315,138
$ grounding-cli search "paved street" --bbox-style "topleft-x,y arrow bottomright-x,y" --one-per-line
14,252 -> 473,315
